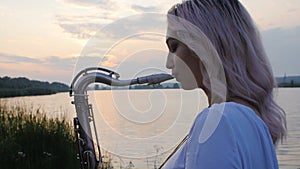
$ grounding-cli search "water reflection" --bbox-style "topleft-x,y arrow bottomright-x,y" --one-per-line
2,88 -> 300,168
275,88 -> 300,169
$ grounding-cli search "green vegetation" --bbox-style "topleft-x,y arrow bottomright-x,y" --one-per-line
0,76 -> 69,98
0,101 -> 115,169
0,101 -> 79,169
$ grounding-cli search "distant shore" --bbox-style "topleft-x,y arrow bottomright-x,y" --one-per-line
276,75 -> 300,88
1,75 -> 299,98
277,83 -> 300,88
0,76 -> 69,98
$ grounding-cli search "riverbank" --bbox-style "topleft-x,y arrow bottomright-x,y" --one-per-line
0,101 -> 116,169
0,102 -> 79,169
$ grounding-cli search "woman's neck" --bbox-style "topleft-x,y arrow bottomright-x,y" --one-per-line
228,97 -> 261,117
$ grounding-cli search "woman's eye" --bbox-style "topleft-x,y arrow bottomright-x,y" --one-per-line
166,38 -> 179,53
169,43 -> 178,53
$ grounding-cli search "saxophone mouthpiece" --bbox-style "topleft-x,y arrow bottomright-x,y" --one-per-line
137,73 -> 174,85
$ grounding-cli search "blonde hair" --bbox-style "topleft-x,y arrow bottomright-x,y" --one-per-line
168,0 -> 286,144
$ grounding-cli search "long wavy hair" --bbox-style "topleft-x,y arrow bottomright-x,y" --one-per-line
168,0 -> 286,144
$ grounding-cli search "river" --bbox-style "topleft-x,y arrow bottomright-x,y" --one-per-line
2,88 -> 300,169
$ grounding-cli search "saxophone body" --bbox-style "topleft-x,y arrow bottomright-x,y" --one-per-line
70,67 -> 173,169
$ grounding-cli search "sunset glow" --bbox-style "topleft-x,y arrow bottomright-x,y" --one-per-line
1,0 -> 299,83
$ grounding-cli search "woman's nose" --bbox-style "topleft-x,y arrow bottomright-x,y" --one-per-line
166,52 -> 174,69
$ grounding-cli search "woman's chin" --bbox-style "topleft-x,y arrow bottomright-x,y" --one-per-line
181,83 -> 198,90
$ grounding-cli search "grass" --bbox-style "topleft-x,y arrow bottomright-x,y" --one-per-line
0,100 -> 80,169
0,100 -> 115,169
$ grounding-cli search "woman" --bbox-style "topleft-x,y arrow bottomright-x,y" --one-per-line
163,0 -> 286,168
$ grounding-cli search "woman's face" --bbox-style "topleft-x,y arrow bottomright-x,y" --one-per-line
166,38 -> 204,90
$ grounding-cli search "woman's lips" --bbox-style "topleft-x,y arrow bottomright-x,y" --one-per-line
172,73 -> 179,81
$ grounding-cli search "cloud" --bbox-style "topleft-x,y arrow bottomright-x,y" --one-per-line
0,53 -> 128,83
55,0 -> 120,39
62,0 -> 114,8
94,13 -> 167,40
0,53 -> 76,67
261,26 -> 300,76
0,53 -> 42,64
55,13 -> 116,39
44,56 -> 77,70
131,5 -> 160,13
56,14 -> 115,24
56,13 -> 167,43
0,50 -> 165,84
58,22 -> 102,39
286,8 -> 299,14
0,53 -> 79,83
55,0 -> 168,40
55,6 -> 117,39
101,55 -> 119,67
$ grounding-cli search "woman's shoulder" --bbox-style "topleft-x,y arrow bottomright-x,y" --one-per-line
191,102 -> 269,143
195,101 -> 265,126
190,102 -> 236,144
185,102 -> 277,169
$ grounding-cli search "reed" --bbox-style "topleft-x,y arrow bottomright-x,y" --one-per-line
0,101 -> 79,169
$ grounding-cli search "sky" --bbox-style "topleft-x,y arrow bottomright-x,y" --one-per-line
0,0 -> 300,84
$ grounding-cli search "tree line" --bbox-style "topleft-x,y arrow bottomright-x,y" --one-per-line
0,76 -> 69,98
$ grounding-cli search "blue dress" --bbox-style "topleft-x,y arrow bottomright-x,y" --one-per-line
164,102 -> 278,169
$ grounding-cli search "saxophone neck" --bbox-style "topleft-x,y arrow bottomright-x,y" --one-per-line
70,67 -> 174,96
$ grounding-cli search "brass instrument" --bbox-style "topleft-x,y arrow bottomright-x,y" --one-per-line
70,67 -> 173,169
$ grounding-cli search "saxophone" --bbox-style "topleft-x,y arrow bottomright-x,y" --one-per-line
69,67 -> 173,169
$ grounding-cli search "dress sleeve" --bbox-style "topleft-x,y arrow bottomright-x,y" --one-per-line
185,107 -> 241,169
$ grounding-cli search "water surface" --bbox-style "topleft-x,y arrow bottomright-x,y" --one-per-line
3,88 -> 300,169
